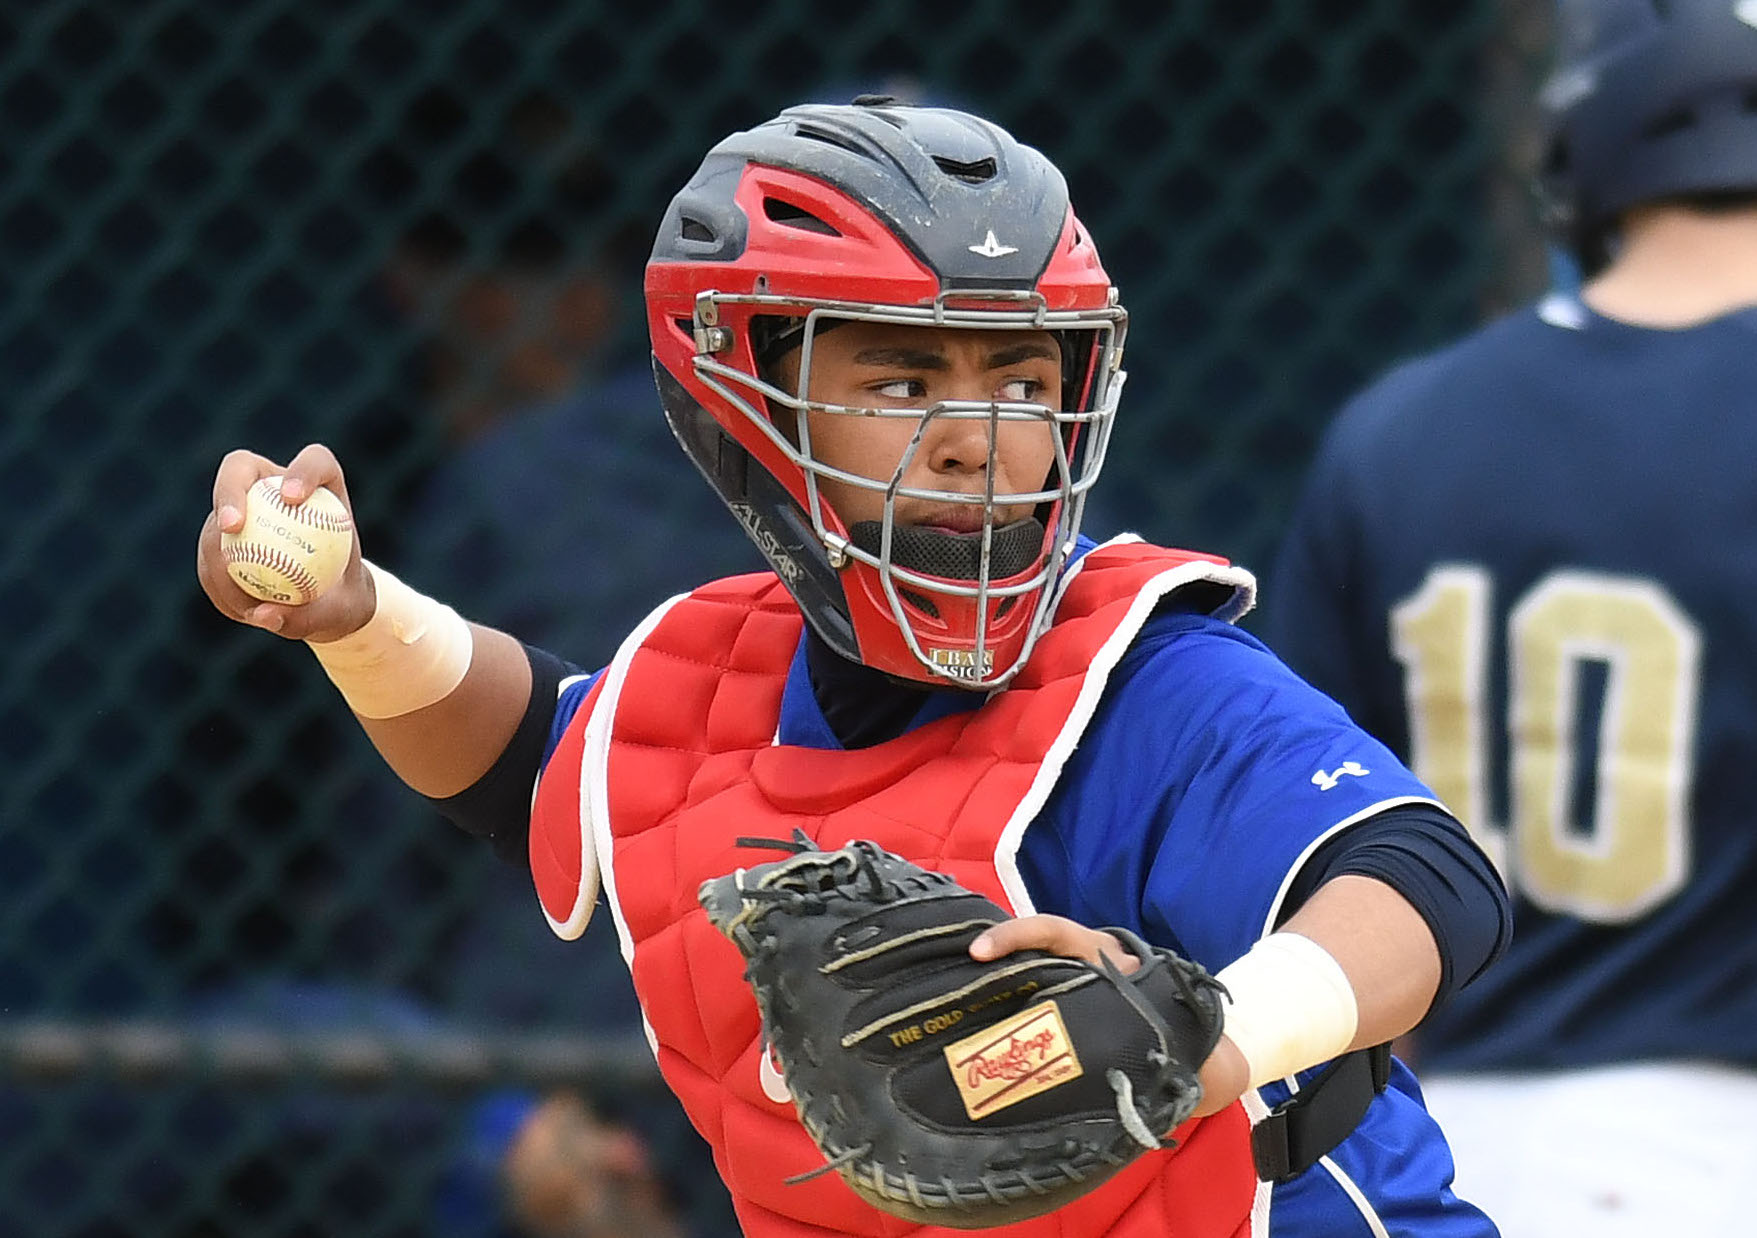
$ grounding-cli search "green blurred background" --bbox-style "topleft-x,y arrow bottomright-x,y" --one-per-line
1,1 -> 1554,1234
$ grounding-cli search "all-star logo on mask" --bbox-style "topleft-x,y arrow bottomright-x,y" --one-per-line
968,230 -> 1019,259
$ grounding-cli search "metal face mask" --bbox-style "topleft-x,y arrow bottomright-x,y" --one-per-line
704,295 -> 1123,687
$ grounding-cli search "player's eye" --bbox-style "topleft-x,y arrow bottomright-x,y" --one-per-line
997,378 -> 1045,402
871,378 -> 927,401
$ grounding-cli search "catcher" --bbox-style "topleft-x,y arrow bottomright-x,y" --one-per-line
197,100 -> 1510,1237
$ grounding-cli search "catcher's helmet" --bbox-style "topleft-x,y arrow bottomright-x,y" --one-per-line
646,99 -> 1124,689
1540,0 -> 1757,270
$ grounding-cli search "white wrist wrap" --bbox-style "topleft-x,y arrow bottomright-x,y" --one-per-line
1215,932 -> 1359,1089
307,562 -> 473,719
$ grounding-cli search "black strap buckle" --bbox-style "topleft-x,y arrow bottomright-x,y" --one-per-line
1249,1043 -> 1392,1183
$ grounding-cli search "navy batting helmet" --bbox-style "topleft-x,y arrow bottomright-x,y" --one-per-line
1540,0 -> 1757,269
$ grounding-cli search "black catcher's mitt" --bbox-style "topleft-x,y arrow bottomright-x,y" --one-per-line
697,836 -> 1227,1228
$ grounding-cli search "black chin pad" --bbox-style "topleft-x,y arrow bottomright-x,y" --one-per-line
849,518 -> 1046,581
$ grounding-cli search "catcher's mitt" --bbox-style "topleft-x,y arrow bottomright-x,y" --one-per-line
698,836 -> 1227,1228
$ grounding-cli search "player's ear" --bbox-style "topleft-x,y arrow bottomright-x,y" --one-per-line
754,320 -> 805,445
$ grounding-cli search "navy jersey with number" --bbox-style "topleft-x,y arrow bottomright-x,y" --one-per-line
1265,295 -> 1757,1069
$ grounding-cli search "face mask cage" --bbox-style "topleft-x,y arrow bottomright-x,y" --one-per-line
687,286 -> 1128,687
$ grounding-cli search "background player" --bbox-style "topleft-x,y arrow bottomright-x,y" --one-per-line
198,99 -> 1509,1236
1264,1 -> 1757,1231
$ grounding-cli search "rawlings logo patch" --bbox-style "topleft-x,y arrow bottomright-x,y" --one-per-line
945,1000 -> 1083,1119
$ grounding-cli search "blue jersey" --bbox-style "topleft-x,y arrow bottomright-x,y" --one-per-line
1266,295 -> 1757,1070
547,555 -> 1494,1237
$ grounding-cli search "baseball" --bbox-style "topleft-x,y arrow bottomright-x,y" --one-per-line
221,475 -> 354,605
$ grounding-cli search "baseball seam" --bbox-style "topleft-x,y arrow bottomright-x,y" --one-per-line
257,481 -> 353,535
225,543 -> 322,602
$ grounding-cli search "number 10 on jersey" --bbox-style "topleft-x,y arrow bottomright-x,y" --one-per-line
1391,566 -> 1700,923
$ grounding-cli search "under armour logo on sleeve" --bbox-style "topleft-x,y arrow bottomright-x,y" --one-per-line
1311,761 -> 1369,791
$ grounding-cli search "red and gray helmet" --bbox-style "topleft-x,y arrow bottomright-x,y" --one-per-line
645,99 -> 1126,689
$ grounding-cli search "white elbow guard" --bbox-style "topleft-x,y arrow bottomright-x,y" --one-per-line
307,562 -> 473,718
1215,932 -> 1359,1089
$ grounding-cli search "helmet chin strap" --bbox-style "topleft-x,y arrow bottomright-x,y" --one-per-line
849,517 -> 1047,582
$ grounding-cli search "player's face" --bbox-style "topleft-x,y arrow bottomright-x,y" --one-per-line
772,321 -> 1063,532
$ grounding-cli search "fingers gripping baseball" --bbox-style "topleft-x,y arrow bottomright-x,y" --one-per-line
198,444 -> 374,643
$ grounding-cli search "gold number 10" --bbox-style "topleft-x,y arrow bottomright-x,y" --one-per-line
1391,566 -> 1700,923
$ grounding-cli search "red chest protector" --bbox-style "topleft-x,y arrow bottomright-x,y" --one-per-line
530,540 -> 1263,1238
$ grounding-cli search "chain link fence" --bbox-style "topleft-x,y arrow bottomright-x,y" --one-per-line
2,1 -> 1551,1233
